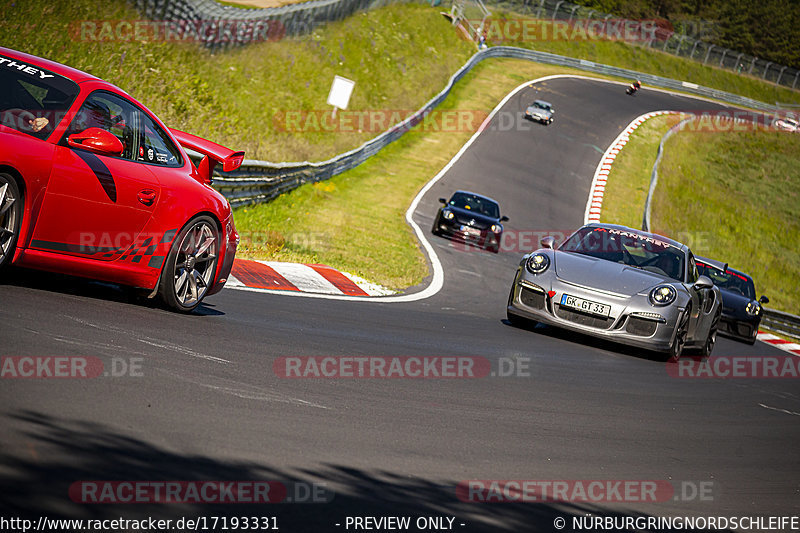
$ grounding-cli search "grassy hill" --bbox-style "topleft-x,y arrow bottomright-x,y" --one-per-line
3,0 -> 799,310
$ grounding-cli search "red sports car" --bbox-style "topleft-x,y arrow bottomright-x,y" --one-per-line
0,47 -> 243,312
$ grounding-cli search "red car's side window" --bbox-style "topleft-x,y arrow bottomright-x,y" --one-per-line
64,90 -> 182,167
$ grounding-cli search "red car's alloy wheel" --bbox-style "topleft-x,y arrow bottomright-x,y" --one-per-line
0,173 -> 22,271
160,216 -> 220,312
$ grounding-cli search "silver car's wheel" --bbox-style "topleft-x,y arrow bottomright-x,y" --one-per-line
668,305 -> 691,362
0,173 -> 22,272
699,307 -> 721,358
159,216 -> 219,312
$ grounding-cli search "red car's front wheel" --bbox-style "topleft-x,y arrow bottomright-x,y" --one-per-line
159,215 -> 220,312
0,173 -> 22,272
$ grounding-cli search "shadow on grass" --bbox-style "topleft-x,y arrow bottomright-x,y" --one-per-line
0,410 -> 726,532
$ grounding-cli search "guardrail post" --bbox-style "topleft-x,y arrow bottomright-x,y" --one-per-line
703,44 -> 714,64
718,48 -> 727,68
552,1 -> 564,21
536,0 -> 546,18
776,66 -> 787,86
568,4 -> 579,23
689,39 -> 699,59
793,71 -> 799,90
762,61 -> 772,79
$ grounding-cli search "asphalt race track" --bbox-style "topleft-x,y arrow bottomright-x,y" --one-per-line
2,78 -> 799,532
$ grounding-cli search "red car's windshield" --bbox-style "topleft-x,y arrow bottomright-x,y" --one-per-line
0,55 -> 80,139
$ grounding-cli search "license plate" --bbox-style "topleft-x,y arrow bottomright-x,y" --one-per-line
560,294 -> 611,317
460,226 -> 481,237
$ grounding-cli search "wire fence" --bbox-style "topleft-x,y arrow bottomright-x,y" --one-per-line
483,0 -> 800,91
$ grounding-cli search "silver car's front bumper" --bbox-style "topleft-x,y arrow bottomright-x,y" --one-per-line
507,268 -> 683,353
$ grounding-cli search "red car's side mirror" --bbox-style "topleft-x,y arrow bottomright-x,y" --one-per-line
67,128 -> 124,156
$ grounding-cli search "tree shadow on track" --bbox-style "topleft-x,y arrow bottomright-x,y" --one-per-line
1,267 -> 224,316
501,318 -> 669,363
0,410 -> 727,532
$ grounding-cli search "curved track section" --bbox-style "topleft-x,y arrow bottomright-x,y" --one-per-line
2,78 -> 798,530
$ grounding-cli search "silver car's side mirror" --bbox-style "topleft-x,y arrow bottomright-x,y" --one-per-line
540,236 -> 555,249
693,275 -> 713,290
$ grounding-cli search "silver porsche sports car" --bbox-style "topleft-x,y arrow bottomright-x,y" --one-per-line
507,223 -> 722,360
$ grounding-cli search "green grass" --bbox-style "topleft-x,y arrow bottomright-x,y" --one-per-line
1,1 -> 476,162
5,0 -> 800,305
4,1 -> 800,166
484,11 -> 800,108
234,59 -> 585,289
601,115 -> 800,314
600,114 -> 685,229
649,127 -> 800,314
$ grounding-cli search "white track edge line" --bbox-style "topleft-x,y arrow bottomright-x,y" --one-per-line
228,75 -> 741,303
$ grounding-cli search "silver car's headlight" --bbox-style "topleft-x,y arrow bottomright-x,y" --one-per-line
745,301 -> 761,316
649,285 -> 677,306
526,253 -> 550,274
443,210 -> 454,220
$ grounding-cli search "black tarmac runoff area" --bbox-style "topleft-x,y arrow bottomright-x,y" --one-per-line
2,78 -> 798,532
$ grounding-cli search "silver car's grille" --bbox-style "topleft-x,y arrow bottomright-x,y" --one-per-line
625,316 -> 658,337
555,304 -> 613,329
520,287 -> 545,309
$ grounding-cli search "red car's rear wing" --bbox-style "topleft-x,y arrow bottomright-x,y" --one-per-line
170,128 -> 244,184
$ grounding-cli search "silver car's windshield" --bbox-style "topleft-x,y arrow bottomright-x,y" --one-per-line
560,227 -> 685,282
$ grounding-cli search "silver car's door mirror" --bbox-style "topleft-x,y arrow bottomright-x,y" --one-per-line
540,236 -> 555,249
693,275 -> 713,291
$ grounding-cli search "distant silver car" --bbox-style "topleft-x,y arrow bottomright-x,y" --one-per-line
507,223 -> 722,360
773,117 -> 798,132
524,100 -> 554,125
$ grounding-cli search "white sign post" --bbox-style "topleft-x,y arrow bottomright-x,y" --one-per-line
327,75 -> 355,119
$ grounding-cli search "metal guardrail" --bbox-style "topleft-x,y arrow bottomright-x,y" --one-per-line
762,309 -> 800,341
131,0 -> 409,47
208,46 -> 779,208
641,117 -> 693,233
641,118 -> 800,337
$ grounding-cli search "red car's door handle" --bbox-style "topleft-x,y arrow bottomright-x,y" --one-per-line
137,189 -> 157,206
